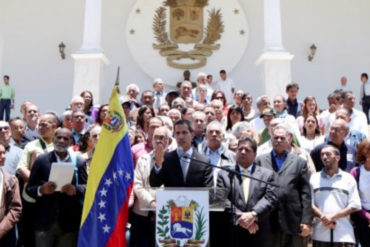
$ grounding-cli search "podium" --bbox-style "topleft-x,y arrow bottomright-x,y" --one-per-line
142,187 -> 228,247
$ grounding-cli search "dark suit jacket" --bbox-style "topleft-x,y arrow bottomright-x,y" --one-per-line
26,151 -> 87,232
217,164 -> 278,220
149,149 -> 213,188
255,151 -> 313,235
216,164 -> 278,247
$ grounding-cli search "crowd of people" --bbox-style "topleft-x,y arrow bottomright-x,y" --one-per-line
0,70 -> 369,247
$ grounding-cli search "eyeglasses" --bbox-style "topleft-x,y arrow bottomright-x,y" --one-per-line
153,135 -> 169,141
91,134 -> 99,139
0,126 -> 9,131
330,127 -> 346,133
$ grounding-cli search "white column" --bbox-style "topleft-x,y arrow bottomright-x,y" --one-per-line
80,0 -> 102,53
263,0 -> 285,52
72,0 -> 109,104
0,29 -> 3,76
257,0 -> 294,99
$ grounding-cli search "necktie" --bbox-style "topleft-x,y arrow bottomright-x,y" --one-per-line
242,169 -> 250,203
178,149 -> 189,182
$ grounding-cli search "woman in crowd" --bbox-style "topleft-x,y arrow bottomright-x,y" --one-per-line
299,114 -> 325,153
134,129 -> 145,145
350,139 -> 370,247
211,90 -> 229,116
80,90 -> 95,117
226,105 -> 244,131
297,96 -> 325,135
136,105 -> 155,136
273,95 -> 300,137
77,124 -> 101,172
96,103 -> 108,126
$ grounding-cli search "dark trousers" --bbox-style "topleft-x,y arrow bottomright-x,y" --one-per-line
17,199 -> 36,247
272,230 -> 306,247
35,222 -> 77,247
129,212 -> 155,247
0,227 -> 17,247
362,103 -> 370,124
352,213 -> 370,247
313,241 -> 355,247
0,99 -> 11,121
210,212 -> 272,247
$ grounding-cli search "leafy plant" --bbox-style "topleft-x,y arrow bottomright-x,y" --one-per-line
194,207 -> 206,240
157,205 -> 170,239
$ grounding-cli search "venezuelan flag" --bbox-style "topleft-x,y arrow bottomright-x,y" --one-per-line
78,86 -> 134,247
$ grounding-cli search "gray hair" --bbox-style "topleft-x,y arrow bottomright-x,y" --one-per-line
171,97 -> 186,108
192,111 -> 206,120
154,126 -> 172,139
62,110 -> 72,117
152,78 -> 164,86
159,116 -> 174,134
256,95 -> 270,107
126,84 -> 140,94
206,120 -> 225,136
196,72 -> 207,81
168,108 -> 181,117
231,121 -> 251,139
271,123 -> 291,137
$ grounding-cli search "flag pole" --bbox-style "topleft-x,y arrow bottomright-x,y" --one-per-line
115,66 -> 120,93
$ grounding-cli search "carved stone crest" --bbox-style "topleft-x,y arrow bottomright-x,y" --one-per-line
153,0 -> 224,69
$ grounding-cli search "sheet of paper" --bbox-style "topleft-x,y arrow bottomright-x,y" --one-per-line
48,162 -> 75,191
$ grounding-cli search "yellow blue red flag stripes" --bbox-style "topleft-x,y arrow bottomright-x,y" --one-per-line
78,86 -> 134,247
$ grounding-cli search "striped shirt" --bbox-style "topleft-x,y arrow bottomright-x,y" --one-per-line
310,169 -> 361,243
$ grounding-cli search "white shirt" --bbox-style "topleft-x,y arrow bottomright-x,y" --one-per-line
133,152 -> 157,216
310,169 -> 361,243
361,81 -> 370,97
328,108 -> 368,137
213,78 -> 235,104
359,165 -> 370,210
250,117 -> 265,133
299,135 -> 325,153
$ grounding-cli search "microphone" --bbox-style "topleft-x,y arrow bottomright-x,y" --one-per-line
181,153 -> 279,187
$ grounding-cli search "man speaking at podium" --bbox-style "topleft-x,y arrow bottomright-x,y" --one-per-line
149,119 -> 213,188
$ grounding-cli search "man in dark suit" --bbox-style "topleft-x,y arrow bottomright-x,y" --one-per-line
149,119 -> 213,188
26,128 -> 87,247
217,137 -> 278,247
255,124 -> 313,247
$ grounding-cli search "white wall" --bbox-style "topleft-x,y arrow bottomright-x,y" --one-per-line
0,5 -> 4,77
0,0 -> 369,114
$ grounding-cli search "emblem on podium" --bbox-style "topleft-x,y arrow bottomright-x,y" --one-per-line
156,191 -> 209,247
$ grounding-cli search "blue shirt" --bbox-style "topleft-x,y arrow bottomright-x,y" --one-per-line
272,150 -> 288,171
205,145 -> 224,168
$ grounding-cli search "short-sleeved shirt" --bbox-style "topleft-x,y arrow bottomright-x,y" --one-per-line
310,169 -> 361,243
16,138 -> 54,171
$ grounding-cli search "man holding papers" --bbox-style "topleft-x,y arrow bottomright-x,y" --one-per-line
26,128 -> 87,247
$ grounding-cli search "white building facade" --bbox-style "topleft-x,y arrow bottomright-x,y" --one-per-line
0,0 -> 369,113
